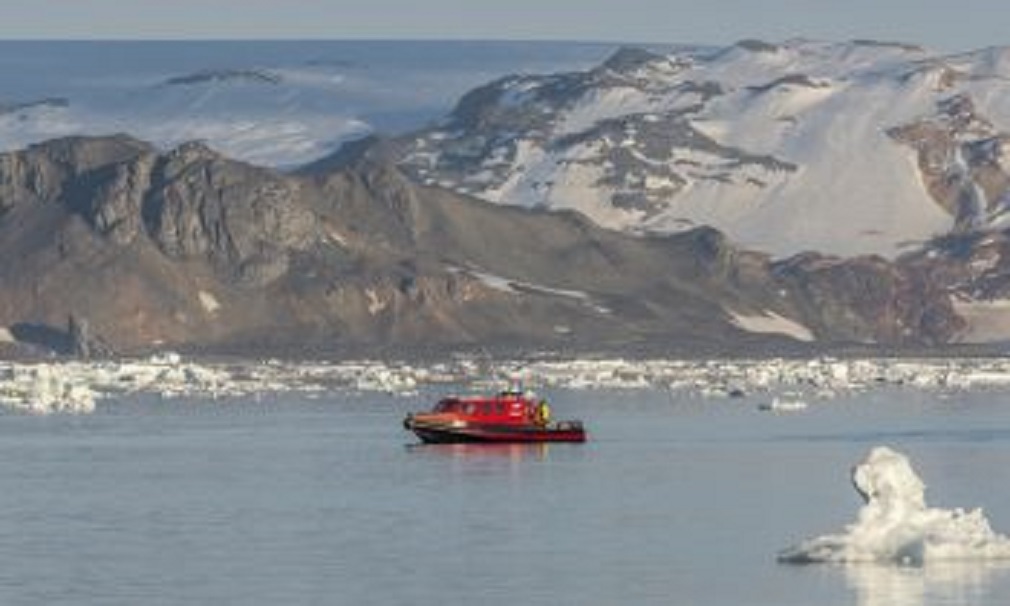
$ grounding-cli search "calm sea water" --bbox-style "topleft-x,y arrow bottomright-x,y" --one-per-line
2,388 -> 1010,605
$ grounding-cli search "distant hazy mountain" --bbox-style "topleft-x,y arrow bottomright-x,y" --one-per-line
0,40 -> 624,167
394,40 -> 1010,258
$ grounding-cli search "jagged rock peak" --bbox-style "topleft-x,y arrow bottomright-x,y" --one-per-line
0,134 -> 154,214
163,68 -> 282,87
23,134 -> 152,172
747,73 -> 830,93
601,46 -> 670,72
734,39 -> 781,53
166,140 -> 227,166
850,39 -> 925,53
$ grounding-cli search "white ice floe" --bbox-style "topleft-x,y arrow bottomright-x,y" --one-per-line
757,396 -> 808,412
6,354 -> 1010,414
0,364 -> 96,414
779,446 -> 1010,565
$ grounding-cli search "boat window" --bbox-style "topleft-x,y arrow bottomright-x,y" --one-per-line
463,403 -> 477,415
481,402 -> 492,415
495,402 -> 505,415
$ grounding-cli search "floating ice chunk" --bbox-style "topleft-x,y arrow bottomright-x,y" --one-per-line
0,364 -> 96,415
779,446 -> 1010,566
758,396 -> 808,412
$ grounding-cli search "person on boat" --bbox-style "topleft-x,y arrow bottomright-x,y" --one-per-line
536,400 -> 551,426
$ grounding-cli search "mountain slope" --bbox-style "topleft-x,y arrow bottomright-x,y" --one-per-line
395,40 -> 1010,258
0,135 -> 960,355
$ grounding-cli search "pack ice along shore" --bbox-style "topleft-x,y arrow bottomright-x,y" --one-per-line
5,354 -> 1010,415
3,40 -> 1010,355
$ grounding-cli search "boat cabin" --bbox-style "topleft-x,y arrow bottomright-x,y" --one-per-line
432,391 -> 541,426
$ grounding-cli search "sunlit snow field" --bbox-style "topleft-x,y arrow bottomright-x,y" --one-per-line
2,357 -> 1010,605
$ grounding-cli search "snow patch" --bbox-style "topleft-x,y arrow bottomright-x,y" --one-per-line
365,289 -> 387,315
198,290 -> 221,314
0,327 -> 14,343
729,309 -> 815,342
325,225 -> 350,247
448,265 -> 611,314
557,87 -> 668,136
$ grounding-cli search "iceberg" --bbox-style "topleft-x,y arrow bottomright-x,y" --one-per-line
779,446 -> 1010,565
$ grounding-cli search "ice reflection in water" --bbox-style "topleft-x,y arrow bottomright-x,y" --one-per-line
845,562 -> 1010,606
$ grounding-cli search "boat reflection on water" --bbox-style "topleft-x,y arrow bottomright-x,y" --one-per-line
406,441 -> 557,484
407,441 -> 553,461
844,561 -> 1010,606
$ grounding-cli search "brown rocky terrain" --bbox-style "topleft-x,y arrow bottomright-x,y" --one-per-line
0,135 -> 969,357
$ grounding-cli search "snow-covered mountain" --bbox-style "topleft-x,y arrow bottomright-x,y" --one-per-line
10,40 -> 1008,259
0,40 -> 621,167
395,40 -> 1010,258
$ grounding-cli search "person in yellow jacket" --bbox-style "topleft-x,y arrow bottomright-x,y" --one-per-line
536,400 -> 551,426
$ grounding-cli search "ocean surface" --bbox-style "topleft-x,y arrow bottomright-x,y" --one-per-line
2,387 -> 1010,605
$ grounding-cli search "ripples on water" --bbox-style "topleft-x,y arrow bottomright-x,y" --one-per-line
0,388 -> 1009,605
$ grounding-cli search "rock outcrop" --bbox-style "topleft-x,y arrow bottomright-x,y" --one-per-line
889,94 -> 1010,230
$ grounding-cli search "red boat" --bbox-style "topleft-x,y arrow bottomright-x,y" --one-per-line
403,390 -> 586,444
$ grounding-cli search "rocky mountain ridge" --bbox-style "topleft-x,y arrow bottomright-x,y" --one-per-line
0,135 -> 971,356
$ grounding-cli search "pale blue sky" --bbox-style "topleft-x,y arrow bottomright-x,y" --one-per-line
0,0 -> 1005,51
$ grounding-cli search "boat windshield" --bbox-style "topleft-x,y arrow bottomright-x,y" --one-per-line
434,399 -> 459,413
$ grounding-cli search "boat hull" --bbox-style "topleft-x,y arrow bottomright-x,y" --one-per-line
404,417 -> 586,444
